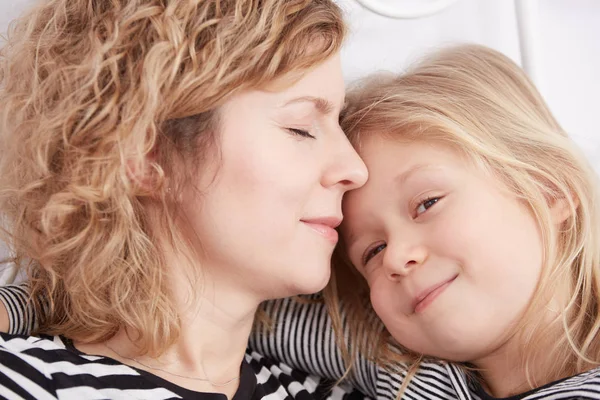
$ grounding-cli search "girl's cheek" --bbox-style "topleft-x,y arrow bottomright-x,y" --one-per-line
369,281 -> 388,314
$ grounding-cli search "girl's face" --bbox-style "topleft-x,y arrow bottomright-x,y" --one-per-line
181,54 -> 368,302
341,136 -> 545,362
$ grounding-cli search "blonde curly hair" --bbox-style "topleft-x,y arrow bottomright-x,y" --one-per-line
0,0 -> 345,355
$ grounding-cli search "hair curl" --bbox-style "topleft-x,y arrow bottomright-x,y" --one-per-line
0,0 -> 345,355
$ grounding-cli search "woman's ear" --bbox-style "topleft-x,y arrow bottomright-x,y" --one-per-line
125,151 -> 161,196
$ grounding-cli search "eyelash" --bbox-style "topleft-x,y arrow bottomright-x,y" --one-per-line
287,128 -> 315,139
415,196 -> 441,216
361,196 -> 442,266
363,243 -> 386,266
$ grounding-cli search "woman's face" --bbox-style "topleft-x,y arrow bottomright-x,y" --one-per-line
182,54 -> 368,301
341,137 -> 545,363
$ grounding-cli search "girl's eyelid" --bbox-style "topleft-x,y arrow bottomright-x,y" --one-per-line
350,243 -> 369,269
412,194 -> 445,218
362,241 -> 386,266
349,239 -> 376,268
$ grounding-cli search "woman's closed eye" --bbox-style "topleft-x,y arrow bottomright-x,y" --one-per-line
287,128 -> 315,139
362,242 -> 387,266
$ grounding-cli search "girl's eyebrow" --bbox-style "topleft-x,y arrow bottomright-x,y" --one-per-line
394,164 -> 447,187
344,230 -> 359,249
344,225 -> 371,251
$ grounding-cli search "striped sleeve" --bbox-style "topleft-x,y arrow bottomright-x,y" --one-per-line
0,284 -> 38,336
1,285 -> 473,399
0,337 -> 58,400
250,297 -> 472,400
374,362 -> 472,400
250,297 -> 379,397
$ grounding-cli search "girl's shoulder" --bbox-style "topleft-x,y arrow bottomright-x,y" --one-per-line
512,366 -> 600,400
538,366 -> 600,397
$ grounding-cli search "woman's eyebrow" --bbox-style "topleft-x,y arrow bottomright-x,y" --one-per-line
282,96 -> 336,115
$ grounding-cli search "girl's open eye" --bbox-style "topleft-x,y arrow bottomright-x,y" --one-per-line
416,196 -> 441,216
362,243 -> 387,265
287,128 -> 315,139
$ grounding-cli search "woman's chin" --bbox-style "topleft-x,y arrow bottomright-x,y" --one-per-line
283,266 -> 331,297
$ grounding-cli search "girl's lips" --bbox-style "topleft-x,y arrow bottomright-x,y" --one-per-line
413,275 -> 458,313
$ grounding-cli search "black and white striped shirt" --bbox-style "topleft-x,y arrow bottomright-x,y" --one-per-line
0,332 -> 366,400
3,285 -> 600,399
0,287 -> 365,400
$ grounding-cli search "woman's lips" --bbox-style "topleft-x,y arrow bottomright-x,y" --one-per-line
300,217 -> 341,244
301,221 -> 339,244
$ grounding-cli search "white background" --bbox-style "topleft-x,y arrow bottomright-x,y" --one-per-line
336,0 -> 599,169
0,0 -> 599,261
1,0 -> 598,163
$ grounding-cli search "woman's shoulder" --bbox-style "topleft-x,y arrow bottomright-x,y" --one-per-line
0,333 -> 119,364
0,331 -> 139,369
0,332 -> 68,355
0,336 -> 370,400
0,333 -> 186,399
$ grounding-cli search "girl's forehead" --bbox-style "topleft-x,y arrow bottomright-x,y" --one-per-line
357,136 -> 461,167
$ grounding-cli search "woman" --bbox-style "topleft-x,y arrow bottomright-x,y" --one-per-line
0,0 -> 369,398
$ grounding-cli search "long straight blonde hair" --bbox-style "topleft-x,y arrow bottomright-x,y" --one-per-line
325,44 -> 600,393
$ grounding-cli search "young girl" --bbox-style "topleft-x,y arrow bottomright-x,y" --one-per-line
325,44 -> 600,399
0,0 -> 372,398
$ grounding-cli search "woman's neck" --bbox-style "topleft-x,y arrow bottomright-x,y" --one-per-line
77,259 -> 260,398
